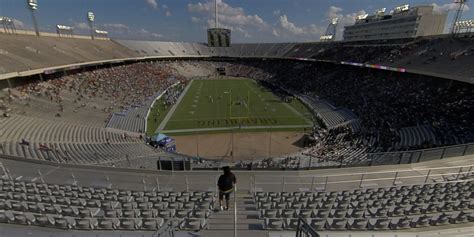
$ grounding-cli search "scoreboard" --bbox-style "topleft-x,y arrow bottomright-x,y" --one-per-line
207,28 -> 231,47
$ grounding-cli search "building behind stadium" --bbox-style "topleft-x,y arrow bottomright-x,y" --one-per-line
344,5 -> 447,41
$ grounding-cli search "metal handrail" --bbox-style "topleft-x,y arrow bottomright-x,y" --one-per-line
286,170 -> 471,184
234,183 -> 237,237
368,142 -> 473,156
251,164 -> 473,179
152,219 -> 175,237
296,217 -> 320,237
255,170 -> 473,186
253,167 -> 473,192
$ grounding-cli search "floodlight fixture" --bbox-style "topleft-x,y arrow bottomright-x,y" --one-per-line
27,0 -> 38,10
375,8 -> 387,16
356,14 -> 369,20
0,16 -> 16,34
331,18 -> 339,25
455,19 -> 474,29
87,11 -> 95,22
94,29 -> 109,39
394,4 -> 410,13
319,35 -> 334,41
56,24 -> 74,37
95,29 -> 108,34
0,17 -> 9,23
57,25 -> 74,30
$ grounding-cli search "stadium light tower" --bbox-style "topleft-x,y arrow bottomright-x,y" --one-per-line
215,0 -> 219,28
320,18 -> 338,42
87,11 -> 95,40
27,0 -> 40,36
451,0 -> 468,34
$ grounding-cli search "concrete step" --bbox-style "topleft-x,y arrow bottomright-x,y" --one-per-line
200,230 -> 269,237
208,218 -> 261,225
206,193 -> 261,231
207,223 -> 263,230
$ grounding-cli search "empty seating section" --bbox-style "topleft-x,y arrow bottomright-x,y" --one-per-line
106,86 -> 176,134
0,178 -> 214,230
395,125 -> 463,149
114,40 -> 210,57
0,115 -> 138,143
256,181 -> 473,231
106,95 -> 157,134
300,95 -> 359,129
396,125 -> 438,148
105,79 -> 183,134
0,34 -> 137,74
106,113 -> 146,134
0,141 -> 159,165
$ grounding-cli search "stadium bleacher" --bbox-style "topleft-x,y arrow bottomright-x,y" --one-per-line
0,34 -> 137,75
0,29 -> 473,237
0,177 -> 214,231
258,181 -> 473,231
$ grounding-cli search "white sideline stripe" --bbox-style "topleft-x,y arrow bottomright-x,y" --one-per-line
156,80 -> 194,132
162,124 -> 312,134
144,82 -> 180,133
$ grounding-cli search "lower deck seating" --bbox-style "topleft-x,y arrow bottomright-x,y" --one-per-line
0,178 -> 214,231
255,181 -> 473,231
0,141 -> 160,166
106,90 -> 164,134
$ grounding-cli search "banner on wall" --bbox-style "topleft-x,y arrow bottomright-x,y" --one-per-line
341,61 -> 406,72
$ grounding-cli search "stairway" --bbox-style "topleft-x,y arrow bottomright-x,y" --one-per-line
205,191 -> 263,231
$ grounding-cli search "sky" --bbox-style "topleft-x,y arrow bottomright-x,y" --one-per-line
0,0 -> 472,43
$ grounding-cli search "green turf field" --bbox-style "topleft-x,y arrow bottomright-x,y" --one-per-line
157,78 -> 313,133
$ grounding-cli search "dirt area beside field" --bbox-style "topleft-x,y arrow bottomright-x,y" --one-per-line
173,131 -> 308,161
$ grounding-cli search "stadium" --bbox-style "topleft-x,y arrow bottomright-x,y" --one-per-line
0,0 -> 473,236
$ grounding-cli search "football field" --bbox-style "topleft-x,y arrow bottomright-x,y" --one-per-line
156,78 -> 313,134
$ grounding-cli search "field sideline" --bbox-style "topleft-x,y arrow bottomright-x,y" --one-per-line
156,78 -> 313,134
